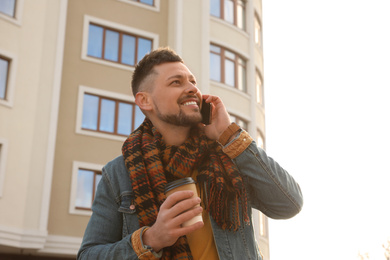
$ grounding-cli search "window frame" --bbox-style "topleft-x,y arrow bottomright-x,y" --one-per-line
76,85 -> 143,141
254,12 -> 263,49
210,43 -> 247,92
229,113 -> 249,131
256,129 -> 265,149
256,69 -> 264,107
0,49 -> 17,108
259,212 -> 268,237
117,0 -> 160,12
0,0 -> 23,25
82,15 -> 159,71
210,0 -> 246,30
69,161 -> 104,216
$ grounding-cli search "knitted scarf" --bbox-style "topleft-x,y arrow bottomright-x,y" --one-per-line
122,118 -> 249,259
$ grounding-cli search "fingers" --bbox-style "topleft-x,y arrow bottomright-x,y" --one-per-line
162,191 -> 202,220
145,191 -> 204,250
161,190 -> 195,210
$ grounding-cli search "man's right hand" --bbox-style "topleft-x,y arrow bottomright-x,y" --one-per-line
142,190 -> 204,252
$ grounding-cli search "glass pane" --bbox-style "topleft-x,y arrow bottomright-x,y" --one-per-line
237,3 -> 245,29
99,99 -> 116,133
87,25 -> 103,58
257,132 -> 264,149
137,38 -> 152,63
122,35 -> 136,66
0,58 -> 9,100
210,0 -> 220,17
82,94 -> 99,130
117,102 -> 132,136
0,0 -> 16,17
210,53 -> 221,82
76,169 -> 94,208
94,174 -> 102,195
210,45 -> 221,53
256,73 -> 263,104
225,50 -> 235,60
134,105 -> 144,130
237,118 -> 247,130
104,30 -> 119,62
224,0 -> 234,24
238,64 -> 246,92
225,59 -> 235,87
140,0 -> 154,5
255,18 -> 261,45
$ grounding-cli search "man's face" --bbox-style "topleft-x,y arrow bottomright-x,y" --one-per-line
149,62 -> 202,127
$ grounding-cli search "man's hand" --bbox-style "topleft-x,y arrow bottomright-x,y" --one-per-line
142,190 -> 204,252
200,95 -> 231,140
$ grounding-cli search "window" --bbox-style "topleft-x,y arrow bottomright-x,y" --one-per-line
256,70 -> 264,106
132,0 -> 154,6
75,168 -> 102,210
257,129 -> 264,149
0,56 -> 10,100
230,114 -> 248,130
210,0 -> 246,30
210,44 -> 246,92
83,16 -> 158,70
70,161 -> 105,214
259,212 -> 268,237
117,0 -> 160,11
0,0 -> 16,17
87,23 -> 152,67
254,13 -> 262,48
81,93 -> 144,137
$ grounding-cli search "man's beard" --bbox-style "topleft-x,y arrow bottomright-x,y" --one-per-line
155,105 -> 202,127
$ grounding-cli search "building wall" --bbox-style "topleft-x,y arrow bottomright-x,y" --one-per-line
0,0 -> 67,252
0,0 -> 269,258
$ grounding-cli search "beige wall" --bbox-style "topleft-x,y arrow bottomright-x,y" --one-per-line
0,0 -> 63,231
48,0 -> 170,237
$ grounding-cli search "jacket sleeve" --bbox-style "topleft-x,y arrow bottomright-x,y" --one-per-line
224,130 -> 303,219
77,160 -> 139,260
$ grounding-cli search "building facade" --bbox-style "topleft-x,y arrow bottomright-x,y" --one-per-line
0,0 -> 268,259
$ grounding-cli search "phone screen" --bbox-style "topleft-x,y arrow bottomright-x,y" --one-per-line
200,100 -> 212,125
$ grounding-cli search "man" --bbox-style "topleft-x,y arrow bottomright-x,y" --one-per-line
77,47 -> 303,260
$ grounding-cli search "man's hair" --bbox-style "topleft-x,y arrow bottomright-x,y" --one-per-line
131,47 -> 183,95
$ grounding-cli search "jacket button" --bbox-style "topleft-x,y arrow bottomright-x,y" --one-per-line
129,205 -> 135,210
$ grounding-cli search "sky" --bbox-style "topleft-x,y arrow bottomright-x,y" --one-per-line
262,0 -> 390,259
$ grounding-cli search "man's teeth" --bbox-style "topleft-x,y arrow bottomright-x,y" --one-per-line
183,101 -> 197,106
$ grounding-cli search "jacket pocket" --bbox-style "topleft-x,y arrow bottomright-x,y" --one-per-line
117,191 -> 138,238
118,191 -> 136,214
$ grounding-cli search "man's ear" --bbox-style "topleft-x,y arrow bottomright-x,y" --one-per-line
135,92 -> 152,111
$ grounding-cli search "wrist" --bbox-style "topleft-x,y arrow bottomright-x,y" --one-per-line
131,226 -> 163,259
218,122 -> 241,146
142,226 -> 163,254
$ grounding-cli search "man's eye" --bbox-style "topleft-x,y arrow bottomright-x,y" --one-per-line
171,80 -> 180,85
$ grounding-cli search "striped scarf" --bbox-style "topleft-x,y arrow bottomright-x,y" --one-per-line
122,118 -> 249,259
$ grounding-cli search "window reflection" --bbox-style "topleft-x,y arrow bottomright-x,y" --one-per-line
81,93 -> 144,137
210,44 -> 246,92
76,169 -> 102,210
0,0 -> 16,17
87,23 -> 152,67
0,57 -> 9,100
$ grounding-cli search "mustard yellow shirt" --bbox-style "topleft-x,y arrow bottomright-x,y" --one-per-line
187,170 -> 219,260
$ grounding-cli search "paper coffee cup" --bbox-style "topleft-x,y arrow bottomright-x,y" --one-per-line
165,177 -> 203,227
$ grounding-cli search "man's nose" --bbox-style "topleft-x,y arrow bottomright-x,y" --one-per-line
185,81 -> 199,94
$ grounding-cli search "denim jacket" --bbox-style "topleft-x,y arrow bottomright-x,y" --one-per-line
77,139 -> 303,260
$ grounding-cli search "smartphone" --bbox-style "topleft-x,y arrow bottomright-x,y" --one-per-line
200,99 -> 212,125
